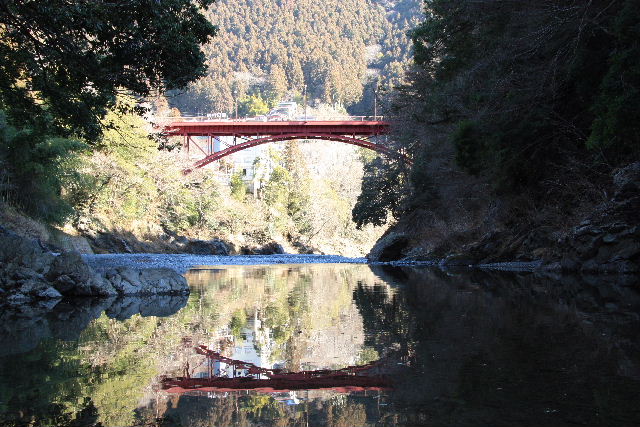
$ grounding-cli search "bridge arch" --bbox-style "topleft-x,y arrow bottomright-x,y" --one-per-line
185,133 -> 407,172
162,120 -> 410,172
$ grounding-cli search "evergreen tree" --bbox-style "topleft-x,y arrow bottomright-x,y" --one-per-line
352,157 -> 405,228
267,65 -> 289,102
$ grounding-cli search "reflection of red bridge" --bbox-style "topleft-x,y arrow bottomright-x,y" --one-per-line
161,345 -> 391,393
162,120 -> 408,172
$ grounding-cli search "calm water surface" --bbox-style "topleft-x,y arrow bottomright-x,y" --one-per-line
1,264 -> 639,426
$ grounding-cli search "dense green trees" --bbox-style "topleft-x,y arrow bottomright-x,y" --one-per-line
0,0 -> 216,139
354,0 -> 640,228
410,0 -> 640,188
262,142 -> 313,235
0,0 -> 216,222
588,0 -> 640,159
0,112 -> 86,222
352,157 -> 406,228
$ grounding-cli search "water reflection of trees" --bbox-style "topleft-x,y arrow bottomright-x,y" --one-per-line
0,265 -> 385,426
359,267 -> 640,427
2,266 -> 639,426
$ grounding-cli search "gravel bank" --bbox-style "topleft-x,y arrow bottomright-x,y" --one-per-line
84,253 -> 367,274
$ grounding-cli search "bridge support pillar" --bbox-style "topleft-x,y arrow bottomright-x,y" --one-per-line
183,134 -> 189,158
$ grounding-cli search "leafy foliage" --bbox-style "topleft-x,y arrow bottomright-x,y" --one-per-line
230,171 -> 247,202
352,157 -> 405,228
407,0 -> 640,193
0,0 -> 217,140
588,0 -> 640,160
354,0 -> 640,228
0,1 -> 217,224
261,142 -> 313,235
0,112 -> 87,223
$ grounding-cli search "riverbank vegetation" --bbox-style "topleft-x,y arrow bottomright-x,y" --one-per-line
0,0 -> 214,242
2,101 -> 383,255
0,0 -> 216,219
355,0 -> 640,266
73,107 -> 383,255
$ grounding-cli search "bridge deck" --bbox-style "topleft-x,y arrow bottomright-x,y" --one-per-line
165,120 -> 390,137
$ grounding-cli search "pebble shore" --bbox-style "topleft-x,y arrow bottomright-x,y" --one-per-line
84,253 -> 368,274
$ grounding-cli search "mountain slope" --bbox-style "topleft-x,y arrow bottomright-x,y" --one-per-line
169,0 -> 422,115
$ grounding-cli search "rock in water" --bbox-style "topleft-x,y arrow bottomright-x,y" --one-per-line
104,267 -> 189,296
1,229 -> 190,304
46,251 -> 117,296
1,227 -> 61,302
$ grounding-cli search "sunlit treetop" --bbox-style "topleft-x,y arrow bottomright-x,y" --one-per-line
0,0 -> 217,141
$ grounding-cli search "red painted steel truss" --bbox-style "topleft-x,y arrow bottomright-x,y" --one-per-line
162,121 -> 408,172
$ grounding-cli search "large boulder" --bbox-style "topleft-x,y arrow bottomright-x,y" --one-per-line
46,251 -> 117,296
1,229 -> 191,304
104,267 -> 189,296
0,226 -> 54,274
0,228 -> 62,302
183,239 -> 230,255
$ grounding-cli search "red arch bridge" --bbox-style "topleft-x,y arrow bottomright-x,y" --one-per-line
162,119 -> 408,172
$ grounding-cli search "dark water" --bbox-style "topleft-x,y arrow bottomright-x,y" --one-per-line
1,264 -> 640,427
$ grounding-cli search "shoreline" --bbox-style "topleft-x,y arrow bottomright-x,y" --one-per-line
84,253 -> 636,275
84,253 -> 369,274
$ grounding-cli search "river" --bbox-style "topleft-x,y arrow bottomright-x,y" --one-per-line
1,258 -> 639,426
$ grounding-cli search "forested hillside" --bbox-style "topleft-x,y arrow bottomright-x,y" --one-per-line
170,0 -> 421,115
358,0 -> 640,270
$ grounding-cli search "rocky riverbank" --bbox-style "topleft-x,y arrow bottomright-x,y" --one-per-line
0,227 -> 189,305
368,163 -> 640,274
80,226 -> 290,256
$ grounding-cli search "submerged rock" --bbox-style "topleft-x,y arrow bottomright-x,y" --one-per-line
105,295 -> 189,320
0,294 -> 187,356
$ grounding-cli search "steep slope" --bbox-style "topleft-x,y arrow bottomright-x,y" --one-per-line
170,0 -> 422,115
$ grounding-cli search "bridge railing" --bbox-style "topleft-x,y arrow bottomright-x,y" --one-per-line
154,115 -> 385,123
